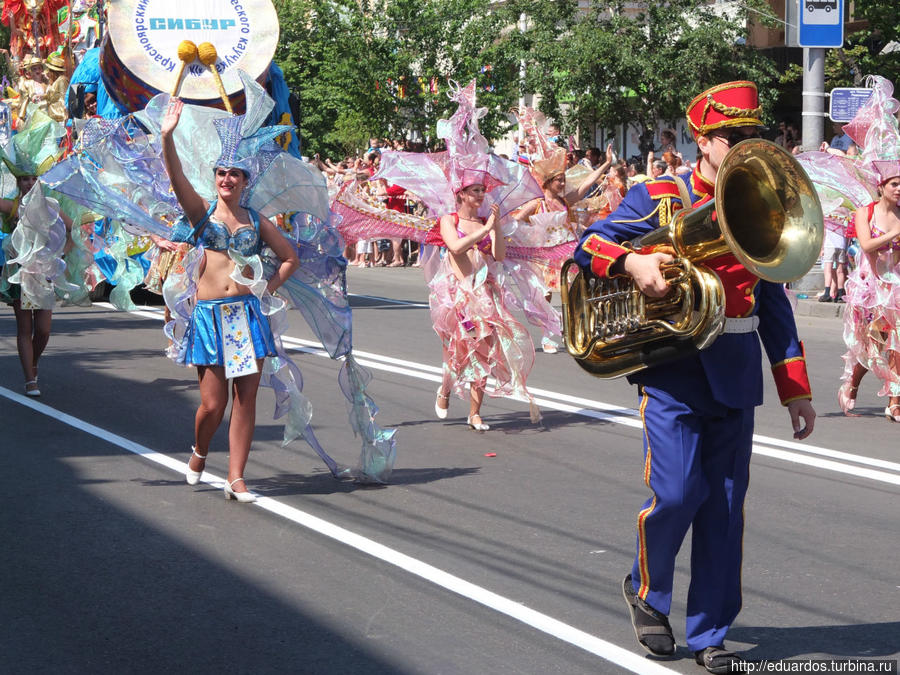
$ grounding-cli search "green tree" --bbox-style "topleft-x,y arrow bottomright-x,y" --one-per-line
274,0 -> 373,157
830,0 -> 900,86
523,0 -> 779,154
362,0 -> 528,144
781,0 -> 898,92
274,0 -> 538,157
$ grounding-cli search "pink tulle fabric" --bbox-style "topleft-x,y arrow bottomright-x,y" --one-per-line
331,181 -> 434,244
843,76 -> 900,167
797,75 -> 900,211
335,81 -> 550,406
513,105 -> 556,163
841,247 -> 900,397
511,208 -> 575,292
429,246 -> 540,419
810,74 -> 900,398
371,81 -> 542,219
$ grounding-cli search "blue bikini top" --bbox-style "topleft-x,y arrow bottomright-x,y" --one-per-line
170,201 -> 262,256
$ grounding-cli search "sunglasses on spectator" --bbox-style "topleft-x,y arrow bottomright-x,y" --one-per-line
711,129 -> 762,147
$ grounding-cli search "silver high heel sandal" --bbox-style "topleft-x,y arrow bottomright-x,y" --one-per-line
467,414 -> 490,431
24,379 -> 41,397
185,446 -> 207,485
224,478 -> 257,503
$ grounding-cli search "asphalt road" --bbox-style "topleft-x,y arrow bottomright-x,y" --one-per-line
2,266 -> 898,675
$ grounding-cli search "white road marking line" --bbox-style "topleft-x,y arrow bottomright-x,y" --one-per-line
348,292 -> 430,308
0,385 -> 676,675
95,303 -> 900,485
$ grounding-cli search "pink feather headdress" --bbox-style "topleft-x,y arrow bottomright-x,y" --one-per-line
842,75 -> 900,184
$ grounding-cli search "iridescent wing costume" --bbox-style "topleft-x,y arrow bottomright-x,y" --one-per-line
335,80 -> 544,420
796,75 -> 900,397
42,70 -> 397,483
332,81 -> 566,348
0,108 -> 92,308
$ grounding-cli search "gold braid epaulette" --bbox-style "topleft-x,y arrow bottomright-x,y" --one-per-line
658,196 -> 674,229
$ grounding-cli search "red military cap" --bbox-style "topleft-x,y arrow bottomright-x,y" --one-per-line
686,81 -> 764,139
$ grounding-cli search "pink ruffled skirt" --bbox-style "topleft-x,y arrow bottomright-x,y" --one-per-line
429,256 -> 538,412
840,255 -> 900,397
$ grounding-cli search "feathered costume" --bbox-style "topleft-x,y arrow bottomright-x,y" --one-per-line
1,0 -> 68,60
335,81 -> 543,420
42,70 -> 397,483
796,75 -> 900,399
0,108 -> 90,308
331,82 -> 568,357
512,105 -> 625,292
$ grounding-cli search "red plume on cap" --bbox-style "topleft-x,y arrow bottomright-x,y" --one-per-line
686,81 -> 764,139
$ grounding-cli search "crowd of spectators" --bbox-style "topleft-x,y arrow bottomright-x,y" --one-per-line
312,119 -> 864,277
312,129 -> 706,272
311,137 -> 429,267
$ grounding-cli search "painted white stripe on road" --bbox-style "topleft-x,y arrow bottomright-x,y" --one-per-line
0,385 -> 675,675
278,336 -> 900,486
348,292 -> 430,308
97,303 -> 900,486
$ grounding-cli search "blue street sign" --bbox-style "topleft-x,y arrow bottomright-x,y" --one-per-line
798,0 -> 844,48
829,87 -> 873,123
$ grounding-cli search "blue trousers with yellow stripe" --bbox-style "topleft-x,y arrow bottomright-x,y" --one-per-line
631,385 -> 754,652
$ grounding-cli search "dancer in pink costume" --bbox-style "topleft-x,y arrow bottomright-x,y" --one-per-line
345,81 -> 543,430
797,76 -> 900,419
430,178 -> 540,431
839,162 -> 900,419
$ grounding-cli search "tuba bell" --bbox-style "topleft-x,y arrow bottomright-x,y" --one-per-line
560,138 -> 823,379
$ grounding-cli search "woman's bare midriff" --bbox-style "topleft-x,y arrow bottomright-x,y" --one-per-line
447,221 -> 491,281
447,247 -> 479,281
195,249 -> 253,300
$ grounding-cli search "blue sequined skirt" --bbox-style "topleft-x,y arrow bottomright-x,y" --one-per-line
179,295 -> 276,367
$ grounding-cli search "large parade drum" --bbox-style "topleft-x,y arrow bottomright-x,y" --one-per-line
100,0 -> 280,112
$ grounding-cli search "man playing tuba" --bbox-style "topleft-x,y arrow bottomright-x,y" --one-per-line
573,81 -> 817,674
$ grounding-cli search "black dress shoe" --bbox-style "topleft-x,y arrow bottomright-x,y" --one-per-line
622,574 -> 675,656
694,645 -> 744,674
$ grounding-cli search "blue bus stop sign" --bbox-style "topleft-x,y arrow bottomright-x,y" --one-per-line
798,0 -> 844,48
829,87 -> 873,123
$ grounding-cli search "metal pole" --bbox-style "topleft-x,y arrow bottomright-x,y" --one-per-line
801,47 -> 826,151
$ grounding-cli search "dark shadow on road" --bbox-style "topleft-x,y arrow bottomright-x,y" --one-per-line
1,410 -> 411,674
244,467 -> 480,497
819,405 -> 889,419
52,314 -> 169,337
382,410 -> 617,434
484,409 -> 619,433
139,469 -> 481,498
730,622 -> 900,660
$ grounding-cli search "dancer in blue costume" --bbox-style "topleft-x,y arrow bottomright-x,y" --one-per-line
43,71 -> 396,489
160,97 -> 299,502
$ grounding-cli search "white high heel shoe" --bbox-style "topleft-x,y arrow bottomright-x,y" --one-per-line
885,403 -> 900,423
435,387 -> 450,420
467,414 -> 490,431
224,478 -> 257,503
541,338 -> 559,354
185,446 -> 207,485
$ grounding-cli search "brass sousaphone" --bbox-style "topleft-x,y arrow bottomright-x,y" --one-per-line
560,139 -> 824,379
